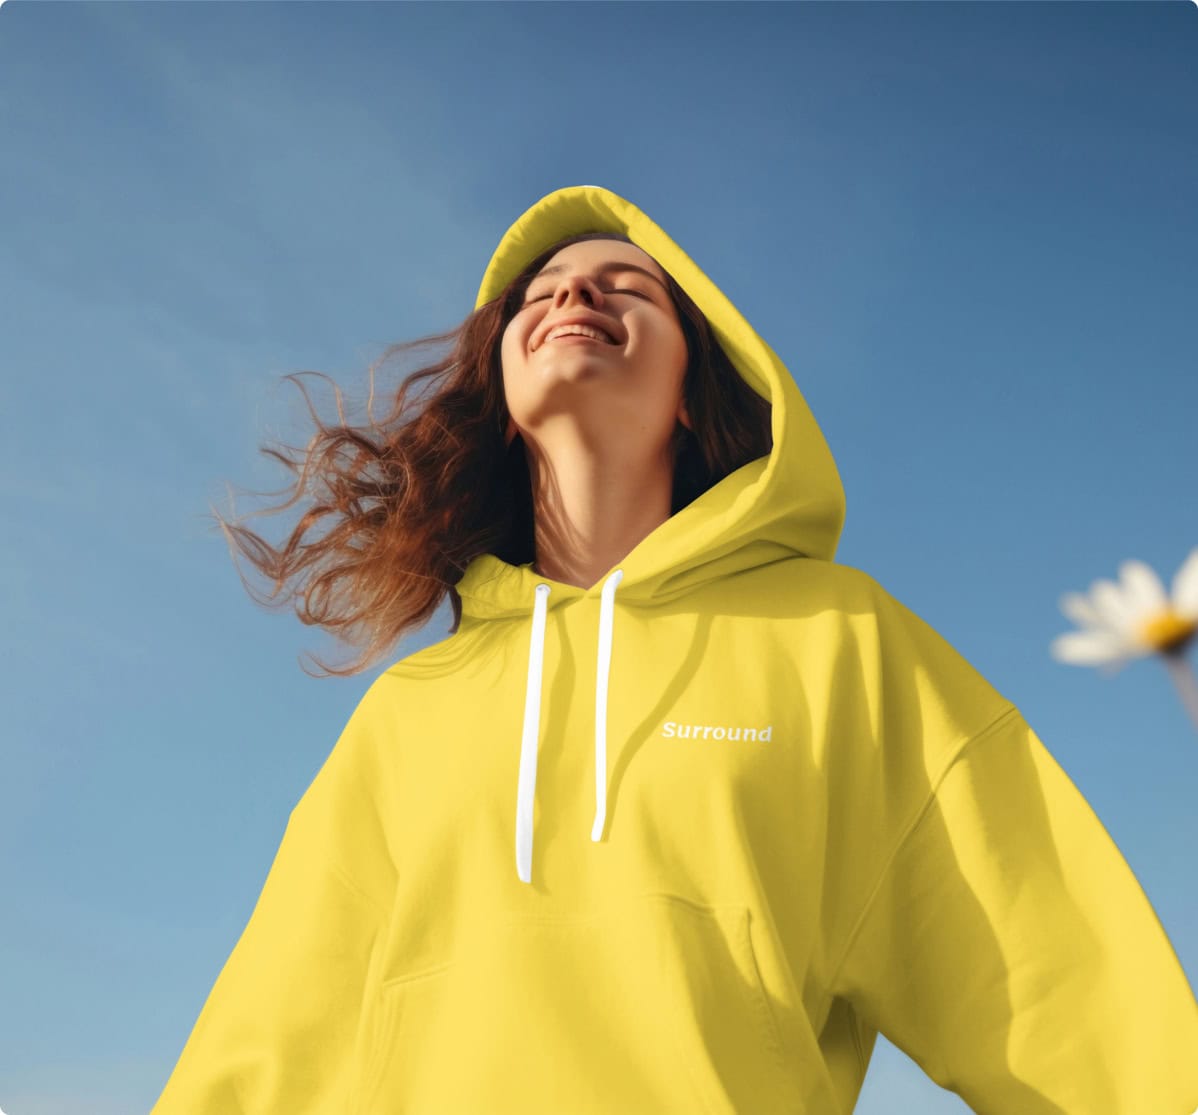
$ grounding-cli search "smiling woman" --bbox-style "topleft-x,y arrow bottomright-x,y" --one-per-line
157,185 -> 1198,1115
500,236 -> 703,588
206,226 -> 771,675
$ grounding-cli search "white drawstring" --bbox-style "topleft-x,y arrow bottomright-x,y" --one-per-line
592,569 -> 624,841
515,569 -> 624,885
515,583 -> 551,885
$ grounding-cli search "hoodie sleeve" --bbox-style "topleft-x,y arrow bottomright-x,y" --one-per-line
149,674 -> 400,1115
828,704 -> 1198,1114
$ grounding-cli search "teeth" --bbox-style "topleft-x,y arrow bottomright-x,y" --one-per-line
546,323 -> 614,344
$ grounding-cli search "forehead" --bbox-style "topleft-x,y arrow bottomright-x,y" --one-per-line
538,239 -> 666,282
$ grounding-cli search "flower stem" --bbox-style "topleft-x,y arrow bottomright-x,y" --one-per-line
1160,651 -> 1198,734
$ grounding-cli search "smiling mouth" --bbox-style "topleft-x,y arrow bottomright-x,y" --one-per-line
540,327 -> 621,349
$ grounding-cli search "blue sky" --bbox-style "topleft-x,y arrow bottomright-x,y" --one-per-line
2,2 -> 1197,1112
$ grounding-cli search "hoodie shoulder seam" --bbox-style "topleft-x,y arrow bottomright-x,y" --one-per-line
824,703 -> 1021,995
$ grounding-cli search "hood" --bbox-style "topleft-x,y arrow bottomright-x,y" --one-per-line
453,184 -> 846,883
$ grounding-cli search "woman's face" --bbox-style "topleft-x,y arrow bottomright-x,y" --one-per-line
500,238 -> 691,451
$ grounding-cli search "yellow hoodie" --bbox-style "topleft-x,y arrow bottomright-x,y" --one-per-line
150,185 -> 1198,1115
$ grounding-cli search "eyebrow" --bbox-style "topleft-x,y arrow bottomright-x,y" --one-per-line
528,261 -> 669,292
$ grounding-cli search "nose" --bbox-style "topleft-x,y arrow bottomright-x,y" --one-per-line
552,274 -> 603,308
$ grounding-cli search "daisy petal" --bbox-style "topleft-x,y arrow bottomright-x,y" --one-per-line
1089,579 -> 1141,636
1119,559 -> 1168,616
1058,591 -> 1111,632
1050,629 -> 1139,665
1171,546 -> 1198,619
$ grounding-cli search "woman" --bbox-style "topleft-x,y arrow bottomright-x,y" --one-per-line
150,185 -> 1198,1115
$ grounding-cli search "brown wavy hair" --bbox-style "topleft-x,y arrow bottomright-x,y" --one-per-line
209,231 -> 773,678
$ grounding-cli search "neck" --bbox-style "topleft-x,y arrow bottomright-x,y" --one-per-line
525,438 -> 674,591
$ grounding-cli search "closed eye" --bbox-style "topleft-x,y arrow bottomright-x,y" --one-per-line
524,289 -> 648,306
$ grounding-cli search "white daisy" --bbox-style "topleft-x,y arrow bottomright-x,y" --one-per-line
1051,548 -> 1198,676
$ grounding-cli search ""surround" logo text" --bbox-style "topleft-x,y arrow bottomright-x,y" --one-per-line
660,721 -> 773,742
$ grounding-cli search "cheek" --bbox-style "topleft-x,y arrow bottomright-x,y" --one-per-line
499,324 -> 523,371
662,328 -> 690,384
499,321 -> 537,400
502,316 -> 535,359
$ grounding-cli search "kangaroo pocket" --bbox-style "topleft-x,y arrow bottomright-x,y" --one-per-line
356,892 -> 802,1115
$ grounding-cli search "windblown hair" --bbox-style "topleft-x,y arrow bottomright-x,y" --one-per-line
209,232 -> 773,678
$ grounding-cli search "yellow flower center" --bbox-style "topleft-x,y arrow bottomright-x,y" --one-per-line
1137,609 -> 1198,654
